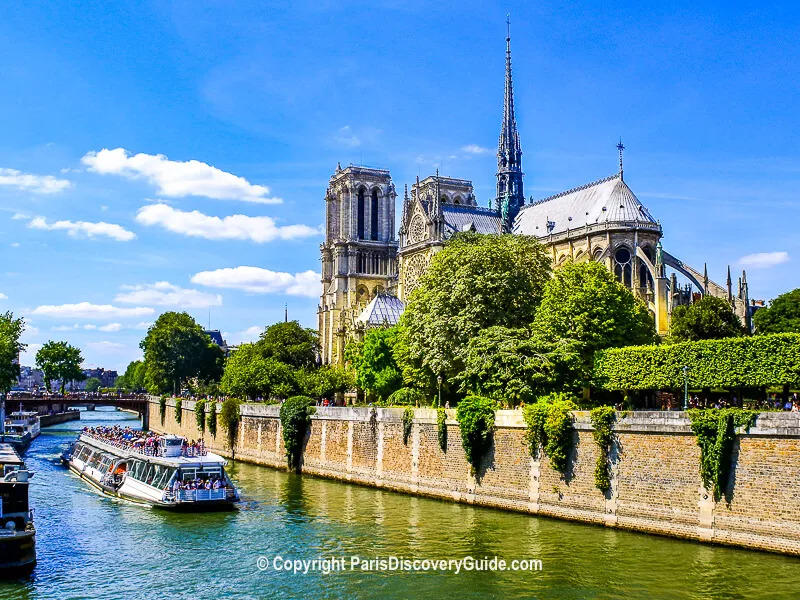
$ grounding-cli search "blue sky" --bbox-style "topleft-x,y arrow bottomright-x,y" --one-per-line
1,1 -> 799,371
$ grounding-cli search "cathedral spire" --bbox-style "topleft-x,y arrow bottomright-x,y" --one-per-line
617,138 -> 625,181
496,14 -> 524,232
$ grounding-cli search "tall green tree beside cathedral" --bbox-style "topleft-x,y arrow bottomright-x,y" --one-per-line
0,312 -> 26,396
753,288 -> 800,334
398,233 -> 552,392
669,296 -> 744,342
531,260 -> 657,393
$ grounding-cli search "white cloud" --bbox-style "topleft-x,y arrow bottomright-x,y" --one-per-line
191,266 -> 319,297
85,341 -> 127,353
81,147 -> 281,204
31,302 -> 154,319
135,203 -> 320,243
11,212 -> 28,220
225,325 -> 264,345
28,216 -> 136,241
333,125 -> 361,148
0,168 -> 71,194
19,343 -> 42,366
51,322 -> 123,332
738,251 -> 790,269
115,281 -> 222,309
10,243 -> 19,248
0,293 -> 6,300
461,144 -> 491,155
134,321 -> 152,330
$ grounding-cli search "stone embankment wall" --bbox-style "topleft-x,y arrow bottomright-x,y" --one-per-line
40,410 -> 81,427
148,397 -> 800,555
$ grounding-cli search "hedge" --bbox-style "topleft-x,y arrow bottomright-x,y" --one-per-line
594,333 -> 800,391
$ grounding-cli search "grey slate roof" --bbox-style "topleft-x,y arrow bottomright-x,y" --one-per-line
356,293 -> 405,327
441,204 -> 503,237
512,173 -> 657,237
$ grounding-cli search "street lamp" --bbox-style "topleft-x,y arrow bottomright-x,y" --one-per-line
682,365 -> 690,411
437,375 -> 443,408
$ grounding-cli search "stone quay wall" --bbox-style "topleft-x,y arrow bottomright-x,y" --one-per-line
147,397 -> 800,556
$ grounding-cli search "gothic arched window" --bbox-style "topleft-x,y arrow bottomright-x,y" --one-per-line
614,246 -> 632,288
453,196 -> 462,205
357,187 -> 365,239
370,189 -> 379,241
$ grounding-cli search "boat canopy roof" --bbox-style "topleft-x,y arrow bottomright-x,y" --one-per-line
78,433 -> 227,468
0,443 -> 24,468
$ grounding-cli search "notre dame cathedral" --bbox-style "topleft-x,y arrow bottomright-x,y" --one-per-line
318,29 -> 753,365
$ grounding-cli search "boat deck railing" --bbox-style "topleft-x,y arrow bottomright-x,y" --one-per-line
166,488 -> 235,502
81,432 -> 209,459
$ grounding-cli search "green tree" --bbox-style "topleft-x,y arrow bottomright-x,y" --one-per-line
0,312 -> 26,396
347,326 -> 402,401
296,365 -> 354,401
219,397 -> 241,459
220,343 -> 297,400
257,321 -> 319,369
456,326 -> 561,407
119,360 -> 146,391
753,288 -> 800,334
531,261 -> 656,393
670,295 -> 744,342
399,233 -> 552,389
35,341 -> 85,394
84,377 -> 102,393
140,312 -> 223,394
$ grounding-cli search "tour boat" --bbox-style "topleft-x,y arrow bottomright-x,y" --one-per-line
8,412 -> 41,441
0,443 -> 36,575
61,430 -> 239,510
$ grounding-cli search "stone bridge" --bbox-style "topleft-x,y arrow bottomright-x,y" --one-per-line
5,395 -> 150,426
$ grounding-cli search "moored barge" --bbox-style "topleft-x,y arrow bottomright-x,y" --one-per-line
0,443 -> 36,576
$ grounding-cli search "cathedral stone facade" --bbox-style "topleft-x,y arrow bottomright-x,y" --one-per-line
318,29 -> 751,365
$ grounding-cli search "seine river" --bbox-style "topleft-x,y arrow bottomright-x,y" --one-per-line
1,408 -> 799,599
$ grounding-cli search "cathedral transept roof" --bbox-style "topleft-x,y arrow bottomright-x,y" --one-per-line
356,293 -> 405,328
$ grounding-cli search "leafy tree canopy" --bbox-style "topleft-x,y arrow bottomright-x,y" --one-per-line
531,261 -> 657,391
140,312 -> 223,395
669,295 -> 743,342
84,377 -> 102,393
455,326 -> 561,407
35,340 -> 85,394
753,288 -> 800,335
117,360 -> 146,391
257,321 -> 319,369
346,326 -> 402,401
0,312 -> 26,395
296,365 -> 354,401
220,343 -> 297,400
399,233 -> 552,387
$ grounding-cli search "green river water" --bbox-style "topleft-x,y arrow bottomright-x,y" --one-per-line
0,408 -> 798,599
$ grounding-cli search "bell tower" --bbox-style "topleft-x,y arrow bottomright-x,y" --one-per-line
318,164 -> 398,364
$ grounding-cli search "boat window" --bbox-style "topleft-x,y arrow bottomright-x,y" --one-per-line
196,467 -> 222,480
151,466 -> 175,489
179,469 -> 196,481
164,438 -> 183,447
130,460 -> 146,481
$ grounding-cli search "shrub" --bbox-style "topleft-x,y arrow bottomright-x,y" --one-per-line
594,333 -> 800,391
522,393 -> 578,473
437,407 -> 447,453
207,404 -> 217,438
159,396 -> 167,425
402,407 -> 414,445
687,408 -> 758,499
195,399 -> 206,433
455,396 -> 497,473
590,405 -> 616,492
174,398 -> 182,425
280,396 -> 316,471
385,387 -> 422,407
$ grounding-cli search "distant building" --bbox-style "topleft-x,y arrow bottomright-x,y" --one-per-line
81,368 -> 119,389
205,330 -> 230,356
